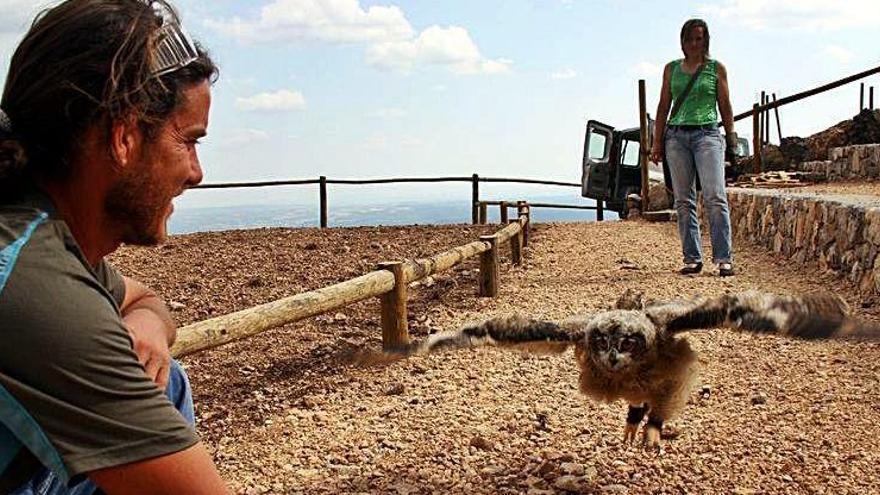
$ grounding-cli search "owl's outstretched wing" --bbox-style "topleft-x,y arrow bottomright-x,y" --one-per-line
354,313 -> 586,366
635,290 -> 880,340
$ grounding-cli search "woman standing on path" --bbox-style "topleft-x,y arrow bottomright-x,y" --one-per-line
649,19 -> 737,277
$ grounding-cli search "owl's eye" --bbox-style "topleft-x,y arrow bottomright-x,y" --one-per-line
590,334 -> 609,350
619,335 -> 644,353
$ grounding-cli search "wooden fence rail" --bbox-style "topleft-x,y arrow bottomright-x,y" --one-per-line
171,206 -> 530,357
192,174 -> 593,228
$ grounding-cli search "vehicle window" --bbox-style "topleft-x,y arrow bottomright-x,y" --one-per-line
621,139 -> 640,167
588,131 -> 607,161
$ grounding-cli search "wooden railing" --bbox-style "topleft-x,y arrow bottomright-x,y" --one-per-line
170,203 -> 533,357
193,174 -> 600,228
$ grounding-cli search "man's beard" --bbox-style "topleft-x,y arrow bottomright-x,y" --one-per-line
104,162 -> 170,246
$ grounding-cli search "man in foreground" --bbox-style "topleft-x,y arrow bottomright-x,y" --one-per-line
0,0 -> 231,493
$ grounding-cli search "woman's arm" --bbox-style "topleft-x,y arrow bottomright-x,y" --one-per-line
650,63 -> 673,163
716,62 -> 735,142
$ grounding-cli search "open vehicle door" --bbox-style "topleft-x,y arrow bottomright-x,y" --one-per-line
581,120 -> 615,201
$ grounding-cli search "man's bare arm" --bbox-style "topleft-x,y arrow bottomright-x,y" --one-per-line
90,442 -> 231,495
121,276 -> 176,389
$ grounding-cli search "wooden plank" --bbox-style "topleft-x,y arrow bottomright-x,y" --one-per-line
401,240 -> 490,283
171,271 -> 395,357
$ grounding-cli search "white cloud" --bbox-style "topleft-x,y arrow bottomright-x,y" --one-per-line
399,136 -> 422,147
235,89 -> 307,112
821,45 -> 854,64
550,68 -> 577,80
375,107 -> 407,119
630,61 -> 664,79
215,129 -> 271,148
205,0 -> 413,44
366,25 -> 511,75
699,0 -> 880,31
207,0 -> 508,76
362,133 -> 388,150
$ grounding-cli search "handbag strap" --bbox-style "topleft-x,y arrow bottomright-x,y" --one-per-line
668,62 -> 705,121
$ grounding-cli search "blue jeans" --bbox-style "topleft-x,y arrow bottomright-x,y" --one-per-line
665,126 -> 733,264
11,360 -> 195,495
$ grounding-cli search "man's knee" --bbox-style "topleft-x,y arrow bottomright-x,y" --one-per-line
166,360 -> 195,425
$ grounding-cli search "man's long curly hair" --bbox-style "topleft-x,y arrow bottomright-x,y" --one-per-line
0,0 -> 218,189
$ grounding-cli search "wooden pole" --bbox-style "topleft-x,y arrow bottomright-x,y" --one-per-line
861,82 -> 865,110
471,173 -> 480,224
171,271 -> 395,357
478,235 -> 499,297
638,79 -> 650,212
499,201 -> 508,224
517,202 -> 530,247
752,103 -> 762,174
596,200 -> 604,221
772,93 -> 782,143
319,176 -> 328,228
377,261 -> 409,351
508,220 -> 522,266
759,91 -> 766,145
479,202 -> 488,224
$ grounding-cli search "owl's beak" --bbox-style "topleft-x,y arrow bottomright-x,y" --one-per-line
608,350 -> 620,367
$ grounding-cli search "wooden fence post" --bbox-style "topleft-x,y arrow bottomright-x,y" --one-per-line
479,202 -> 488,224
479,235 -> 499,297
377,261 -> 409,351
500,201 -> 508,224
517,202 -> 530,248
471,174 -> 480,224
319,176 -> 328,228
772,93 -> 782,143
752,103 -> 762,174
638,79 -> 650,212
509,220 -> 522,266
758,91 -> 767,145
861,82 -> 865,110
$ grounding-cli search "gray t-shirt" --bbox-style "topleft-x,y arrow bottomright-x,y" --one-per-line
0,186 -> 198,491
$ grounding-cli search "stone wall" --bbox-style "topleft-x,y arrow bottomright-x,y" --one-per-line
795,144 -> 880,180
727,188 -> 880,294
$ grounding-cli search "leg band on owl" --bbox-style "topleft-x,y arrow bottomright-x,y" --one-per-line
626,405 -> 647,425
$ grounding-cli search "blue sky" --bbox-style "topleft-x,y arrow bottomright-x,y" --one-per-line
1,0 -> 879,208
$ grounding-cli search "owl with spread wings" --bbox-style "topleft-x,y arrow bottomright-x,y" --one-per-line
367,290 -> 879,447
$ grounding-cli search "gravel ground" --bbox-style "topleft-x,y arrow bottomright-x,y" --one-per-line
784,180 -> 880,197
110,220 -> 880,494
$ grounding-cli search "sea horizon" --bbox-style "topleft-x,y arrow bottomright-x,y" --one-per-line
168,193 -> 618,234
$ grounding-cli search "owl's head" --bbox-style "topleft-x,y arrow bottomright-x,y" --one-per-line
583,310 -> 657,372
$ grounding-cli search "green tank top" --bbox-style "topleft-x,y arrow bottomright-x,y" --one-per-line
668,58 -> 718,126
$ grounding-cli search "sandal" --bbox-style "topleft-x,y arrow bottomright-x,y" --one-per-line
718,263 -> 734,277
679,262 -> 703,275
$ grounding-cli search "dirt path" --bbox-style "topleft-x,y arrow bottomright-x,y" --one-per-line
112,221 -> 880,494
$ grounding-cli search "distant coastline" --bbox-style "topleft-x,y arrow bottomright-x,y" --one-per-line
168,195 -> 617,234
